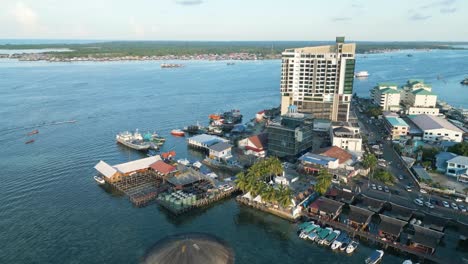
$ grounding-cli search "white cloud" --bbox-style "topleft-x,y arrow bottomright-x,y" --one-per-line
10,2 -> 39,31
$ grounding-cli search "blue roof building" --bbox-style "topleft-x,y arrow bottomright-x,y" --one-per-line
435,152 -> 458,173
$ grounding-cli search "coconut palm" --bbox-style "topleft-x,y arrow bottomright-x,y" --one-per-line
261,186 -> 276,203
276,185 -> 293,208
235,172 -> 248,192
315,169 -> 332,195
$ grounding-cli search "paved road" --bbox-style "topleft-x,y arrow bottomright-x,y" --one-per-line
351,102 -> 467,221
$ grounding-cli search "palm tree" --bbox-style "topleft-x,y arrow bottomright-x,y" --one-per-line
261,186 -> 276,203
276,185 -> 292,208
235,172 -> 248,192
362,153 -> 377,183
315,169 -> 332,195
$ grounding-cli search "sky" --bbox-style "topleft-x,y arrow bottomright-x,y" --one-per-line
0,0 -> 466,41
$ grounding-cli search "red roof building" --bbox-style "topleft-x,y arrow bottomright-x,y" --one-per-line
150,160 -> 177,176
316,146 -> 352,165
239,133 -> 268,157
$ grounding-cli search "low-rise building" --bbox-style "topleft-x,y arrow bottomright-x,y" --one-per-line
377,214 -> 407,242
299,152 -> 340,172
238,133 -> 268,157
308,197 -> 344,221
330,122 -> 362,152
383,113 -> 409,140
408,225 -> 444,255
400,79 -> 432,105
150,160 -> 177,177
371,83 -> 401,111
187,134 -> 229,151
446,156 -> 468,179
346,205 -> 374,230
208,142 -> 233,161
94,156 -> 162,183
435,152 -> 458,173
410,114 -> 463,142
316,146 -> 353,167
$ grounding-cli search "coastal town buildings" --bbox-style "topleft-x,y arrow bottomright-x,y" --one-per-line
266,106 -> 313,158
410,114 -> 463,142
330,122 -> 362,152
280,37 -> 356,122
400,80 -> 433,105
238,133 -> 268,158
446,156 -> 468,179
383,112 -> 409,140
405,87 -> 439,116
94,156 -> 162,183
371,83 -> 401,111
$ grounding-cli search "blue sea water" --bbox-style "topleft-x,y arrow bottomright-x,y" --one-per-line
0,49 -> 467,263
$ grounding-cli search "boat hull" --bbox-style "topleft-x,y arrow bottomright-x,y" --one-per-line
116,138 -> 150,151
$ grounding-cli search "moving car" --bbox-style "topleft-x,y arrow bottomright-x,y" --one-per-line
384,186 -> 389,193
406,185 -> 412,192
414,199 -> 424,206
398,175 -> 404,180
420,189 -> 427,194
442,201 -> 450,208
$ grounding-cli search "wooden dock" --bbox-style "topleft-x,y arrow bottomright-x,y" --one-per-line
305,214 -> 445,264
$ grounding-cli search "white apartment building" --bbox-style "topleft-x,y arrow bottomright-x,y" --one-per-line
330,122 -> 362,152
410,114 -> 463,142
280,37 -> 356,122
371,83 -> 401,111
400,79 -> 432,105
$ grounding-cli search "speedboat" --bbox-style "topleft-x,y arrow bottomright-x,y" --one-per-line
365,250 -> 384,264
25,139 -> 35,144
402,260 -> 413,264
171,129 -> 185,137
346,240 -> 359,254
27,129 -> 39,136
94,175 -> 105,185
355,71 -> 369,78
323,230 -> 340,246
340,238 -> 351,251
331,232 -> 348,250
316,227 -> 333,244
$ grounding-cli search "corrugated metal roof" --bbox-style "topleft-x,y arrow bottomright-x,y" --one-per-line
188,134 -> 228,146
410,114 -> 463,132
299,153 -> 337,166
94,160 -> 117,178
447,156 -> 468,166
113,156 -> 161,174
208,142 -> 232,152
386,116 -> 409,127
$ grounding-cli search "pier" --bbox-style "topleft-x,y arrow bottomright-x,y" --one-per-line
236,196 -> 300,221
304,214 -> 445,264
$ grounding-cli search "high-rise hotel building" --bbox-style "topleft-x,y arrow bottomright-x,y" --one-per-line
280,37 -> 356,121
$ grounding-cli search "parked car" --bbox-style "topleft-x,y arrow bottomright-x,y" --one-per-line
414,199 -> 424,206
371,184 -> 377,190
420,189 -> 428,194
378,185 -> 383,191
455,198 -> 463,203
442,201 -> 450,208
398,175 -> 404,180
459,204 -> 467,212
424,202 -> 435,209
451,203 -> 459,210
406,185 -> 412,192
384,186 -> 389,193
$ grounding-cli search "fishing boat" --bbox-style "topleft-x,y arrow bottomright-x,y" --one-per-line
316,227 -> 333,244
161,63 -> 184,68
116,130 -> 151,151
461,77 -> 468,85
25,139 -> 35,144
355,71 -> 369,78
299,224 -> 320,239
331,232 -> 348,250
345,240 -> 359,254
322,230 -> 341,246
340,238 -> 351,251
365,250 -> 384,264
27,129 -> 39,136
170,129 -> 185,137
93,175 -> 105,185
227,62 -> 235,65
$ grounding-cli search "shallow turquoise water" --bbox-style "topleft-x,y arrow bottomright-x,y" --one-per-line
0,50 -> 467,263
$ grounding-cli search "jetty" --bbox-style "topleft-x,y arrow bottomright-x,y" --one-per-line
236,195 -> 300,221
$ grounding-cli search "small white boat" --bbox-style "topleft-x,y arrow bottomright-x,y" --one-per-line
402,260 -> 413,264
365,250 -> 384,264
346,240 -> 359,254
355,71 -> 369,78
94,175 -> 105,185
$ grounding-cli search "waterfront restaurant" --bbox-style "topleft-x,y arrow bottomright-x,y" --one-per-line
346,205 -> 374,231
308,197 -> 344,221
94,156 -> 162,183
408,225 -> 444,255
377,214 -> 407,242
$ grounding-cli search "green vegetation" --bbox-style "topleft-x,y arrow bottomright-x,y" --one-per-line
464,187 -> 468,195
374,169 -> 396,185
448,142 -> 468,156
366,106 -> 382,118
315,169 -> 332,195
1,41 -> 466,58
235,157 -> 292,207
418,146 -> 439,165
362,153 -> 378,178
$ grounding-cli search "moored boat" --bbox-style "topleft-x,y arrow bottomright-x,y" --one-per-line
116,130 -> 151,151
94,175 -> 105,185
402,260 -> 413,264
355,71 -> 369,78
322,230 -> 340,246
25,139 -> 35,144
461,77 -> 468,85
345,240 -> 359,254
170,129 -> 185,137
331,232 -> 348,250
365,250 -> 384,264
161,63 -> 184,68
316,227 -> 333,244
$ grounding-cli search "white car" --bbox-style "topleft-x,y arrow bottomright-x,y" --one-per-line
371,184 -> 377,190
451,203 -> 459,210
459,204 -> 467,212
378,185 -> 383,191
414,199 -> 424,206
420,189 -> 427,194
424,202 -> 434,209
455,198 -> 463,203
442,201 -> 450,208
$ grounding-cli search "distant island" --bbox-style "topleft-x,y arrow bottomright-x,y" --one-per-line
0,41 -> 466,62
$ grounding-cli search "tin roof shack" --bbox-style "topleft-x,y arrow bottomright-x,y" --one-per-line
383,202 -> 415,222
208,142 -> 233,161
355,195 -> 385,213
150,160 -> 177,177
309,197 -> 344,221
325,188 -> 355,204
377,214 -> 407,242
421,213 -> 449,233
346,205 -> 374,231
94,156 -> 162,183
408,225 -> 444,255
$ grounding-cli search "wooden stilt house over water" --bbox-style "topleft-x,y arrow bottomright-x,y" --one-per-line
308,197 -> 344,221
346,205 -> 374,231
355,194 -> 385,213
382,202 -> 414,222
377,214 -> 407,242
407,225 -> 444,255
94,156 -> 162,183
